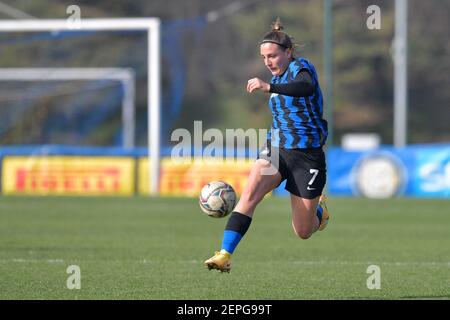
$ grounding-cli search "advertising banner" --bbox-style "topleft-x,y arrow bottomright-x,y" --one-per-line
138,157 -> 253,196
327,145 -> 450,198
2,156 -> 135,195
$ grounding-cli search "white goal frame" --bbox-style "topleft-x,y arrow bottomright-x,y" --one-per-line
0,18 -> 161,195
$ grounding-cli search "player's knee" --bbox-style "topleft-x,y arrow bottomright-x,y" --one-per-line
255,158 -> 271,168
293,227 -> 312,240
255,159 -> 273,174
297,232 -> 312,240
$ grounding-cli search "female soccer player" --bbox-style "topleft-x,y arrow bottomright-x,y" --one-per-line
205,19 -> 329,273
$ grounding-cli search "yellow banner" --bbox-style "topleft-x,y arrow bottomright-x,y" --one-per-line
2,156 -> 135,195
138,157 -> 253,196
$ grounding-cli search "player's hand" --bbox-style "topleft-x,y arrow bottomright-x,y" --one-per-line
247,78 -> 270,93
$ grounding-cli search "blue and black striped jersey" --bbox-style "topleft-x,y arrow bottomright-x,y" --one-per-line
268,57 -> 328,149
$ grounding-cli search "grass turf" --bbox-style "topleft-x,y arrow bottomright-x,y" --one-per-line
0,196 -> 449,299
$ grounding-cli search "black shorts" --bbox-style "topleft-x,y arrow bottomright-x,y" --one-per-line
258,142 -> 327,199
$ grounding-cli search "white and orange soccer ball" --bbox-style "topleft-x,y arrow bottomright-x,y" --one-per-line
199,181 -> 237,218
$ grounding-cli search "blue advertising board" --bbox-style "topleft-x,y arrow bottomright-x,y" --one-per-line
315,144 -> 450,198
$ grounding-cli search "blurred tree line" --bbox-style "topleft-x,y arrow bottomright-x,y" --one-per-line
0,0 -> 448,146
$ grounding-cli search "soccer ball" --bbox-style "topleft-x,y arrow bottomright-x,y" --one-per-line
199,181 -> 237,218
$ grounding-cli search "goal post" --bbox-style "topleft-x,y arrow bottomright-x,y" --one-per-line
0,18 -> 161,195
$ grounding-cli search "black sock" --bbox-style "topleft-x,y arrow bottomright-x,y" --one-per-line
221,212 -> 252,254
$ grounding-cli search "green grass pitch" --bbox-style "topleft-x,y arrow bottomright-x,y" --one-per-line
0,196 -> 449,299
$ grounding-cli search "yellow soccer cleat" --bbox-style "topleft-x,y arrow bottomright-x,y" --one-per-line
204,251 -> 232,273
318,194 -> 330,231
